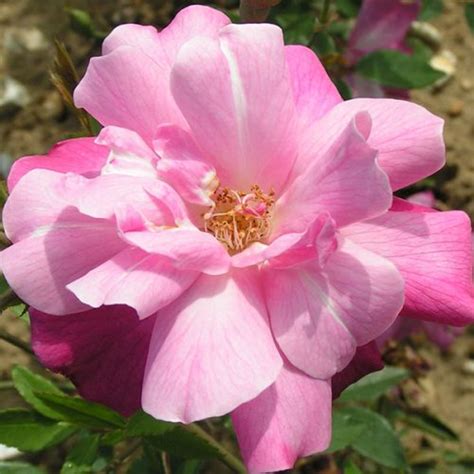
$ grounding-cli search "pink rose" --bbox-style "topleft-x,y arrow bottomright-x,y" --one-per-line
1,6 -> 472,472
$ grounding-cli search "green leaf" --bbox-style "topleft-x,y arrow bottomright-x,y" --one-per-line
466,3 -> 474,34
356,50 -> 445,89
335,79 -> 353,100
419,0 -> 444,21
336,0 -> 361,18
397,411 -> 458,441
339,407 -> 407,469
327,408 -> 366,452
61,433 -> 100,474
343,460 -> 363,474
0,462 -> 44,474
339,366 -> 409,401
311,31 -> 336,57
0,409 -> 75,452
12,366 -> 65,419
33,392 -> 125,430
126,411 -> 219,459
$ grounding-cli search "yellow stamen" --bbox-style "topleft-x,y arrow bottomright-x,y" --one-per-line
203,185 -> 274,254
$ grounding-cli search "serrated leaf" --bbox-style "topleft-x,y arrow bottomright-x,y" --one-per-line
61,434 -> 100,474
0,462 -> 44,474
357,50 -> 445,89
338,407 -> 407,469
466,4 -> 474,33
126,411 -> 219,460
339,366 -> 409,401
33,392 -> 125,430
12,366 -> 65,419
0,409 -> 75,452
419,0 -> 444,21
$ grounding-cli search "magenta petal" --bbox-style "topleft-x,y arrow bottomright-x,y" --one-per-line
344,204 -> 474,325
332,342 -> 384,399
265,238 -> 404,379
7,138 -> 108,193
232,361 -> 331,473
347,0 -> 421,64
285,45 -> 342,127
30,306 -> 154,417
142,271 -> 282,423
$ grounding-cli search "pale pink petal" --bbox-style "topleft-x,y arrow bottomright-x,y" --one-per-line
96,126 -> 158,178
232,361 -> 331,473
264,238 -> 404,379
76,6 -> 230,142
0,170 -> 126,314
30,306 -> 154,416
170,24 -> 297,192
297,98 -> 444,191
142,271 -> 283,423
346,0 -> 421,64
343,205 -> 474,326
74,46 -> 184,143
154,125 -> 218,206
67,248 -> 198,319
103,6 -> 230,59
285,45 -> 342,127
120,227 -> 230,276
232,212 -> 337,269
275,112 -> 391,234
332,342 -> 383,399
7,138 -> 108,192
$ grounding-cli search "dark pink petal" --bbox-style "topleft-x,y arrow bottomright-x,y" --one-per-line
343,204 -> 474,326
264,238 -> 404,379
142,270 -> 282,423
232,361 -> 331,473
30,306 -> 154,417
170,24 -> 297,192
7,138 -> 108,193
276,112 -> 392,233
285,45 -> 342,127
67,248 -> 198,319
296,98 -> 444,191
346,0 -> 421,64
332,342 -> 384,399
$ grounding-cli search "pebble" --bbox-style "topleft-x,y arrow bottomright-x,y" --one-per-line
37,90 -> 65,121
4,27 -> 49,54
460,78 -> 473,91
0,76 -> 31,118
462,359 -> 474,375
447,99 -> 464,117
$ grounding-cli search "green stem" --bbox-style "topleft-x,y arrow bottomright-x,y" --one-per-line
184,423 -> 247,473
0,329 -> 34,355
319,0 -> 332,25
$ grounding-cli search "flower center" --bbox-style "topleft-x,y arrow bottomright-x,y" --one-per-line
203,185 -> 275,254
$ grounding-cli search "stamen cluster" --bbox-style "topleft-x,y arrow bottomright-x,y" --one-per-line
203,185 -> 275,254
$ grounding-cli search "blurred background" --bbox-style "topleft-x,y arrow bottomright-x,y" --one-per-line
0,0 -> 473,472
